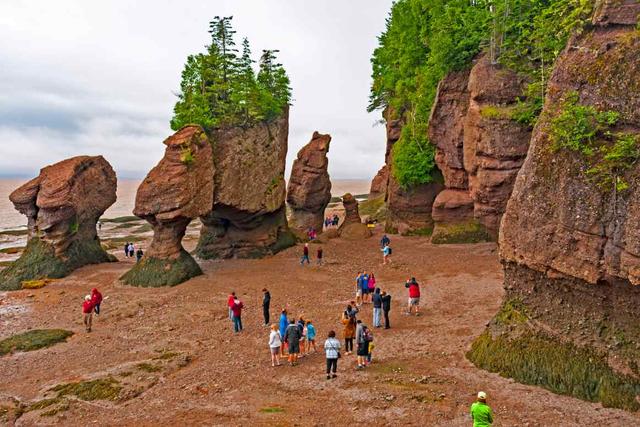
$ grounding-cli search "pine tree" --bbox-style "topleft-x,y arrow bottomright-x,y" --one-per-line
257,49 -> 292,120
231,38 -> 259,124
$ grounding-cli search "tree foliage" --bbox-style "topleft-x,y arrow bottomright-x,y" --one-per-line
370,0 -> 593,188
171,16 -> 292,131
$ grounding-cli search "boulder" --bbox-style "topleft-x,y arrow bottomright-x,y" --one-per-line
286,131 -> 332,232
338,193 -> 371,239
470,8 -> 640,410
431,189 -> 474,223
0,156 -> 116,290
121,126 -> 213,287
369,165 -> 389,198
197,108 -> 295,259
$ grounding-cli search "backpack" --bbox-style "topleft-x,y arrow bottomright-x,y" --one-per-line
364,329 -> 374,343
387,247 -> 392,255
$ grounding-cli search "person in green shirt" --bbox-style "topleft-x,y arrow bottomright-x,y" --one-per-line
470,391 -> 493,426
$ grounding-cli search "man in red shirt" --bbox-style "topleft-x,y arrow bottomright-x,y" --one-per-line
405,278 -> 421,316
82,295 -> 94,332
231,298 -> 244,333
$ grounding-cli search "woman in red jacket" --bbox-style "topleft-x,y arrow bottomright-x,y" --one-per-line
91,288 -> 103,315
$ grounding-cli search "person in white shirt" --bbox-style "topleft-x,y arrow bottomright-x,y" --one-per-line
324,330 -> 342,379
268,324 -> 282,367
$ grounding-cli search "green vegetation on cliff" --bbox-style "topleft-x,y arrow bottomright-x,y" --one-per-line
171,16 -> 292,131
0,329 -> 73,356
369,0 -> 593,187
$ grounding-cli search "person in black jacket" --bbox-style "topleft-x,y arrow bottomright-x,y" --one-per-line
262,288 -> 271,326
381,290 -> 392,329
372,288 -> 383,328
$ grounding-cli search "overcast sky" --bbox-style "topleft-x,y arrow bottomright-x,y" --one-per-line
0,0 -> 394,180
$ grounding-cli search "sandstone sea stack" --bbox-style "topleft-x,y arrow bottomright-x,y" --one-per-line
468,1 -> 640,410
196,108 -> 295,259
287,131 -> 332,233
338,193 -> 371,240
0,156 -> 116,291
429,56 -> 530,244
121,126 -> 213,287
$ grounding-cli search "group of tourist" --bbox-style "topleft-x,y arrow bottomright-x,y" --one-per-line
324,214 -> 340,228
306,227 -> 318,241
300,243 -> 323,266
123,242 -> 144,262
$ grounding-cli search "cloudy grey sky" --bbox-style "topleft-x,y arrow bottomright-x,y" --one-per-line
0,0 -> 394,180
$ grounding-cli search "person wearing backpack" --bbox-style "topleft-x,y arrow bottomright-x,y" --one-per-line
405,277 -> 421,316
324,330 -> 341,379
381,290 -> 392,329
355,320 -> 369,369
380,234 -> 390,248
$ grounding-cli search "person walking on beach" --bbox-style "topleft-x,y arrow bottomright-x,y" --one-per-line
91,288 -> 103,315
368,272 -> 376,294
380,234 -> 390,248
297,316 -> 307,355
332,214 -> 339,227
279,309 -> 289,356
128,243 -> 135,258
136,247 -> 144,262
405,277 -> 421,316
82,295 -> 94,332
372,288 -> 382,328
361,271 -> 370,304
382,243 -> 392,265
355,320 -> 371,369
355,272 -> 363,307
470,391 -> 494,426
305,320 -> 317,354
123,243 -> 129,258
381,290 -> 392,329
227,291 -> 236,321
317,247 -> 323,265
285,319 -> 301,366
300,243 -> 310,265
342,314 -> 356,355
231,297 -> 244,333
268,324 -> 282,367
262,288 -> 271,326
324,330 -> 341,379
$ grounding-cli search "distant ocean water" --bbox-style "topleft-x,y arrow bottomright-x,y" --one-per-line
0,178 -> 371,230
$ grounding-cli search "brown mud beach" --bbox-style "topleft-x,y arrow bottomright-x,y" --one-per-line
1,227 -> 638,425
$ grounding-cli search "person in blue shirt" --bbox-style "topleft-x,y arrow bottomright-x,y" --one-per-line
305,320 -> 317,354
355,272 -> 363,306
279,309 -> 288,357
361,272 -> 370,304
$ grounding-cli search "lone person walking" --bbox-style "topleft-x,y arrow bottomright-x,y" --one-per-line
405,277 -> 421,316
262,288 -> 271,326
470,391 -> 493,426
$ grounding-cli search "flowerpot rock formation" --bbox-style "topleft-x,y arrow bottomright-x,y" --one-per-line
0,156 -> 117,291
469,2 -> 640,410
121,126 -> 214,287
196,108 -> 295,259
286,131 -> 332,233
338,193 -> 371,240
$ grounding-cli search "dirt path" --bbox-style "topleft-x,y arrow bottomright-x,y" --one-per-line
1,227 -> 639,426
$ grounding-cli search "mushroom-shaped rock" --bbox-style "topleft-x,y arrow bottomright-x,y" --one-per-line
338,193 -> 371,240
196,109 -> 295,259
287,131 -> 332,232
121,126 -> 214,287
0,156 -> 117,291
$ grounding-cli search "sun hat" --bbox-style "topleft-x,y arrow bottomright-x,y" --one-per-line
85,295 -> 91,301
477,391 -> 487,400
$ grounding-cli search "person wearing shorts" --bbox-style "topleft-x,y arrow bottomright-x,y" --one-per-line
361,272 -> 370,304
405,278 -> 421,316
285,319 -> 301,365
355,272 -> 363,306
268,324 -> 282,367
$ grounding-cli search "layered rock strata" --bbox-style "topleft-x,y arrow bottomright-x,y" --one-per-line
286,131 -> 332,232
196,108 -> 295,259
0,156 -> 116,290
469,3 -> 640,410
121,126 -> 213,287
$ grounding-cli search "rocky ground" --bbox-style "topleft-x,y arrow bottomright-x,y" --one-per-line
1,224 -> 640,426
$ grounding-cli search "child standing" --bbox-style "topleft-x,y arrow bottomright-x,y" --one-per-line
306,320 -> 317,354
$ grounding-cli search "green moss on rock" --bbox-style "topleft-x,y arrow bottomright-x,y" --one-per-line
0,237 -> 114,291
0,329 -> 73,356
120,249 -> 202,287
431,220 -> 491,244
50,377 -> 122,401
